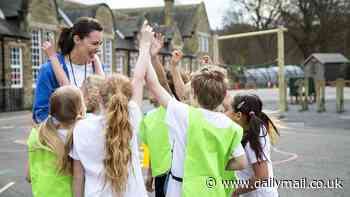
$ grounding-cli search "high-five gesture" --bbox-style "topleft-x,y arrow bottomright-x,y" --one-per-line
171,50 -> 183,66
139,21 -> 154,50
169,49 -> 186,101
42,41 -> 56,59
150,33 -> 164,57
132,20 -> 155,106
42,41 -> 70,86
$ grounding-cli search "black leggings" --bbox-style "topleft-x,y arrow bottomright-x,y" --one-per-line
155,174 -> 168,197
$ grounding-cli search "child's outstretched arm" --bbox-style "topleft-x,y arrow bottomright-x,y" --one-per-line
131,21 -> 154,106
42,41 -> 70,86
170,50 -> 186,101
145,54 -> 172,108
150,33 -> 172,94
91,54 -> 105,77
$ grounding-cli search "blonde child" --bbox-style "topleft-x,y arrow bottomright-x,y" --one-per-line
27,86 -> 85,197
69,21 -> 153,197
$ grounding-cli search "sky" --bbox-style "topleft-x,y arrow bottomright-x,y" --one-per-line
73,0 -> 231,29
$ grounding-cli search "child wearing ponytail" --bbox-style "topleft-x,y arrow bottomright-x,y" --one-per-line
69,21 -> 153,197
27,86 -> 85,197
225,93 -> 279,197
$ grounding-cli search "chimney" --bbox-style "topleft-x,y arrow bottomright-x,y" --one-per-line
164,0 -> 174,26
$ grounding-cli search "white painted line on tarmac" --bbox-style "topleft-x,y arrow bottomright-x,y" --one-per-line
339,115 -> 350,120
263,109 -> 280,115
278,122 -> 306,130
0,149 -> 26,153
0,126 -> 14,129
13,139 -> 27,145
0,169 -> 15,176
0,182 -> 15,195
272,147 -> 298,165
0,115 -> 30,122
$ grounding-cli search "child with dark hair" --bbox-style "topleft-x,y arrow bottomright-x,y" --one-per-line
33,17 -> 105,124
225,93 -> 279,197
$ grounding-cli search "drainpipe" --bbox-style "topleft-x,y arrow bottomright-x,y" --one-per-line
1,36 -> 5,109
1,36 -> 4,87
127,51 -> 131,77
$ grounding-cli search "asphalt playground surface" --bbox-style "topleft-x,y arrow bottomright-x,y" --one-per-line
1,87 -> 349,197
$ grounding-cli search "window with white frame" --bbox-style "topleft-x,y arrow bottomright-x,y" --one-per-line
192,58 -> 199,71
103,39 -> 113,75
31,29 -> 55,86
10,47 -> 23,88
198,33 -> 209,53
182,58 -> 191,73
97,43 -> 104,65
31,30 -> 42,84
42,30 -> 55,64
204,37 -> 209,52
129,52 -> 138,77
116,51 -> 125,73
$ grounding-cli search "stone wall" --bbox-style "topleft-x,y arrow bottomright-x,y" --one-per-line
3,37 -> 32,109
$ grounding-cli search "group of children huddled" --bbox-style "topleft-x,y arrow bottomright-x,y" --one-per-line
27,17 -> 279,197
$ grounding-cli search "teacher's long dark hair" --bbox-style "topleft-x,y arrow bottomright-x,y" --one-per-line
58,17 -> 103,55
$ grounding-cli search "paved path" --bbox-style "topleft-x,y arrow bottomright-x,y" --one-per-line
0,87 -> 349,196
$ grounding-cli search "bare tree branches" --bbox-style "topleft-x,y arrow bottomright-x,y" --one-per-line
219,0 -> 350,64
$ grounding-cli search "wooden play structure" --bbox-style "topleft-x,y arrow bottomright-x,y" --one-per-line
301,53 -> 350,113
217,27 -> 288,112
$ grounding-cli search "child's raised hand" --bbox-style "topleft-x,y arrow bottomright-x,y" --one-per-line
171,50 -> 183,66
139,20 -> 154,49
150,33 -> 164,57
42,41 -> 56,58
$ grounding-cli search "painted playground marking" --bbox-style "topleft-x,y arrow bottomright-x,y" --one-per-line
13,139 -> 27,145
0,182 -> 15,195
272,147 -> 299,165
339,115 -> 350,120
0,126 -> 14,130
0,169 -> 16,176
0,115 -> 29,122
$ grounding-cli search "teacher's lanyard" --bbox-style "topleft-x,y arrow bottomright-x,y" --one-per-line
68,55 -> 87,87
